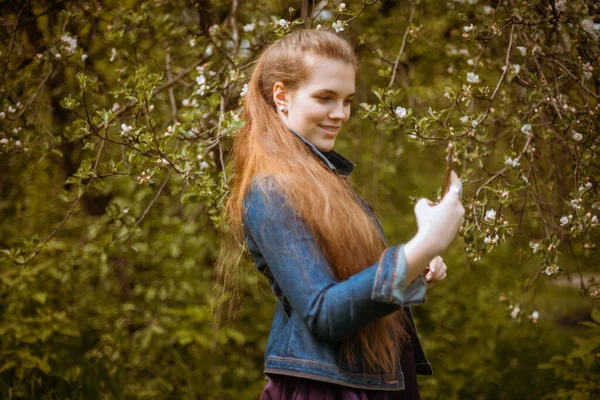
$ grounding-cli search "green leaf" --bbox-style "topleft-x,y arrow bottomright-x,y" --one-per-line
591,307 -> 600,324
0,361 -> 17,374
33,292 -> 47,304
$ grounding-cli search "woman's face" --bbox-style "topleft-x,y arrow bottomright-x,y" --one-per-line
274,55 -> 355,152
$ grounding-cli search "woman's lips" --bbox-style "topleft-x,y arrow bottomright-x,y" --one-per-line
318,125 -> 340,137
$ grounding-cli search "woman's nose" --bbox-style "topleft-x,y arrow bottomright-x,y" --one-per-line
329,102 -> 347,121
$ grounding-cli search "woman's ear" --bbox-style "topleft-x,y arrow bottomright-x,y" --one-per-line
273,82 -> 288,109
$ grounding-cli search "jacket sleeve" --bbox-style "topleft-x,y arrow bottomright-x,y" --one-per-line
242,180 -> 427,342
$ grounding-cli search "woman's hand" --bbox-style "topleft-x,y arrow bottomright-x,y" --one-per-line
403,171 -> 464,287
411,171 -> 465,256
424,256 -> 447,288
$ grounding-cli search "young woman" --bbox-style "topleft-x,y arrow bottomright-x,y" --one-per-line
226,29 -> 465,399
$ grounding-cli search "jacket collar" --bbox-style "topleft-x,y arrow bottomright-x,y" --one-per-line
289,129 -> 355,177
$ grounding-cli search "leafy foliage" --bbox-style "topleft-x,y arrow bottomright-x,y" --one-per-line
0,0 -> 598,398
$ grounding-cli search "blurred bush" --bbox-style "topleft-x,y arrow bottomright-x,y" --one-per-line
0,0 -> 598,398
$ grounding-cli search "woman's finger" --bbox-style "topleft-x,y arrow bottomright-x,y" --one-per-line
426,257 -> 444,281
432,262 -> 447,281
425,257 -> 438,281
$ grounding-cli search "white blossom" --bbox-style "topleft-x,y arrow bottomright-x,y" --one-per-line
120,123 -> 133,136
531,311 -> 539,323
586,182 -> 592,188
483,6 -> 493,14
395,107 -> 407,119
339,3 -> 346,9
0,138 -> 8,145
581,19 -> 599,40
517,46 -> 527,56
182,99 -> 190,107
332,20 -> 344,33
189,38 -> 196,47
501,190 -> 509,199
471,119 -> 479,128
199,161 -> 210,169
485,209 -> 496,222
467,59 -> 474,66
484,236 -> 492,244
510,305 -> 520,318
109,48 -> 117,62
463,24 -> 475,32
530,242 -> 540,254
196,85 -> 207,96
504,156 -> 520,168
209,24 -> 220,35
240,83 -> 249,97
560,216 -> 569,226
555,0 -> 566,11
243,23 -> 256,32
205,45 -> 213,56
466,72 -> 480,83
278,19 -> 289,28
573,132 -> 583,141
316,10 -> 333,21
521,123 -> 532,135
196,75 -> 206,85
592,216 -> 598,224
81,54 -> 88,61
8,105 -> 17,113
460,115 -> 469,124
60,34 -> 78,55
544,265 -> 559,276
513,64 -> 521,74
595,23 -> 600,31
15,140 -> 22,147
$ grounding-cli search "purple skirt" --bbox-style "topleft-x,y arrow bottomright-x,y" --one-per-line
260,341 -> 420,400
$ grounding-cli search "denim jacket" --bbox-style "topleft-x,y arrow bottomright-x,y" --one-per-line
242,130 -> 433,391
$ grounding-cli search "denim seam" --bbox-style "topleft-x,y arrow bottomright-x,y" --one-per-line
263,368 -> 405,391
266,356 -> 399,379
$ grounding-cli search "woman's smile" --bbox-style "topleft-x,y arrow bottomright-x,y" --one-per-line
318,124 -> 341,136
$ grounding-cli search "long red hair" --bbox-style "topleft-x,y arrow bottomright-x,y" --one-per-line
226,29 -> 408,375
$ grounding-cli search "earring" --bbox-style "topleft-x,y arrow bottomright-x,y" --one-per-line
278,105 -> 287,113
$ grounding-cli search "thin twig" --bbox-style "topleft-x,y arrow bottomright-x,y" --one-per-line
0,2 -> 26,89
344,0 -> 378,25
135,169 -> 172,226
165,52 -> 178,121
217,93 -> 228,184
12,65 -> 54,120
388,6 -> 415,89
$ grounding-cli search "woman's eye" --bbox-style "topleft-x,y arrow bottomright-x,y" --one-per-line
318,96 -> 331,101
344,99 -> 353,105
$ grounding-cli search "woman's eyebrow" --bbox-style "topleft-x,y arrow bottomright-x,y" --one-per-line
315,88 -> 356,97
